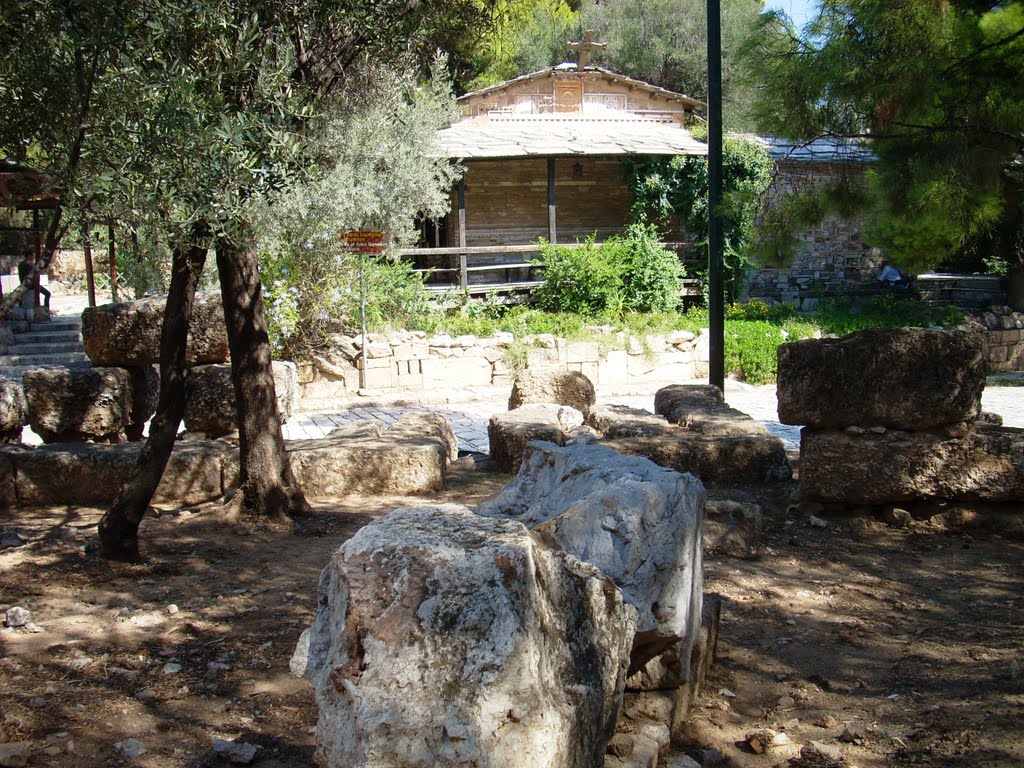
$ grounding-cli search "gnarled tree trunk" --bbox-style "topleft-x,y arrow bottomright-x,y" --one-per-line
98,229 -> 209,561
216,225 -> 309,523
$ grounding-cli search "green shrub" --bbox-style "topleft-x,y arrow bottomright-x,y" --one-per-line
813,295 -> 964,336
726,299 -> 798,323
724,319 -> 817,384
533,225 -> 682,316
533,236 -> 623,316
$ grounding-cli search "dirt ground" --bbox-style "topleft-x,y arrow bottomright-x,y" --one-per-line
0,463 -> 1021,768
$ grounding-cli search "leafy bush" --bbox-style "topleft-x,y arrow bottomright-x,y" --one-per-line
533,225 -> 683,316
726,298 -> 798,323
533,235 -> 624,316
725,319 -> 818,384
813,295 -> 964,336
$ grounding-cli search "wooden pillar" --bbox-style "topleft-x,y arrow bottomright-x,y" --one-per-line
547,157 -> 557,244
108,220 -> 119,302
81,220 -> 96,308
458,178 -> 467,290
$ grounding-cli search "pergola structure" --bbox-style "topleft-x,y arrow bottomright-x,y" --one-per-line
402,62 -> 708,293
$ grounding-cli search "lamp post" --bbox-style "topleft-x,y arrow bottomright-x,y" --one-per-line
707,0 -> 725,392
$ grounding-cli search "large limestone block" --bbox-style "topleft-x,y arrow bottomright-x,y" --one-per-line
0,376 -> 27,442
588,405 -> 671,438
509,369 -> 596,417
278,437 -> 446,496
23,365 -> 132,442
184,361 -> 297,436
777,328 -> 985,429
384,412 -> 459,462
479,442 -> 704,677
800,426 -> 1024,504
653,384 -> 724,423
488,404 -> 584,473
602,431 -> 792,484
81,291 -> 228,366
291,504 -> 636,768
6,440 -> 227,507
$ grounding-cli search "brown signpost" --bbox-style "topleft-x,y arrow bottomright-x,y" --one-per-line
340,231 -> 385,390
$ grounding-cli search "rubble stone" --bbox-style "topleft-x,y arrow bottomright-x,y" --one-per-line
292,504 -> 635,768
23,365 -> 133,442
488,404 -> 584,472
509,369 -> 596,416
183,361 -> 297,436
0,377 -> 27,442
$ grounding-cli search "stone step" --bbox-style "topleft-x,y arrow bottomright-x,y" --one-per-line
10,331 -> 82,344
0,352 -> 89,368
7,342 -> 85,356
27,319 -> 82,333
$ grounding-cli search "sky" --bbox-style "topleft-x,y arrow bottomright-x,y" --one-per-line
767,0 -> 818,30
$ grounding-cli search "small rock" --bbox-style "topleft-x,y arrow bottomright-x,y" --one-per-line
207,661 -> 230,674
68,657 -> 92,671
719,688 -> 736,698
165,604 -> 179,615
882,506 -> 912,528
814,715 -> 839,729
745,729 -> 775,754
113,738 -> 147,759
135,689 -> 157,702
844,426 -> 865,436
840,723 -> 868,744
1009,659 -> 1021,680
777,695 -> 796,708
782,717 -> 800,729
869,426 -> 886,434
211,738 -> 259,765
607,733 -> 634,758
162,662 -> 181,675
0,532 -> 25,550
30,697 -> 47,708
4,607 -> 30,628
802,741 -> 844,762
808,516 -> 828,528
0,741 -> 31,768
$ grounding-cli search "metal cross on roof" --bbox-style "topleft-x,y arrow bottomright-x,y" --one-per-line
566,30 -> 605,71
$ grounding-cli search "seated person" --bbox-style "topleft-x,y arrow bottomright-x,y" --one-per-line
878,261 -> 911,294
18,249 -> 51,308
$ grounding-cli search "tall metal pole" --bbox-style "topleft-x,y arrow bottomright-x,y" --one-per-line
707,0 -> 725,391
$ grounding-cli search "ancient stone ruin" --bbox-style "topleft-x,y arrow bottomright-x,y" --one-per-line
489,370 -> 791,484
292,444 -> 715,768
779,327 -> 1024,504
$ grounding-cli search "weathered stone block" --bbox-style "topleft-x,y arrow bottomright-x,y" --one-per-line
653,385 -> 724,422
385,412 -> 459,462
602,431 -> 792,484
81,291 -> 227,366
6,441 -> 227,507
488,404 -> 583,473
23,365 -> 133,442
183,361 -> 297,436
280,437 -> 446,496
0,376 -> 27,442
479,442 -> 704,678
291,504 -> 635,768
800,426 -> 1024,504
588,405 -> 671,438
777,328 -> 985,429
509,369 -> 596,416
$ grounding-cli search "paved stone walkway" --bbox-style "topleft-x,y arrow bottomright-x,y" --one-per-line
285,380 -> 1023,455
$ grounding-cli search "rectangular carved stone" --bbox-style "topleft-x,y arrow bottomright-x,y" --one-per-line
777,328 -> 985,430
602,431 -> 791,484
800,426 -> 1024,504
8,441 -> 227,507
282,438 -> 446,496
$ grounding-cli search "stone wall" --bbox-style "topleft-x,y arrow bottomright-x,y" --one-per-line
300,329 -> 710,401
744,162 -> 886,311
978,306 -> 1024,372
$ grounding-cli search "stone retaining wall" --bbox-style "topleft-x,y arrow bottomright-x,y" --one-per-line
977,306 -> 1024,372
300,329 -> 712,400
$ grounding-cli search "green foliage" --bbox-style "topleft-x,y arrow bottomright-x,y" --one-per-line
724,319 -> 817,385
532,236 -> 624,315
726,298 -> 797,323
743,1 -> 1024,273
584,0 -> 766,130
812,295 -> 965,337
471,0 -> 582,87
626,131 -> 774,301
254,60 -> 460,357
532,225 -> 683,316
